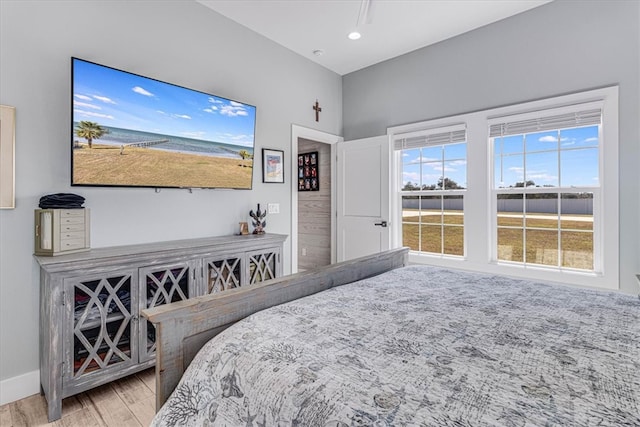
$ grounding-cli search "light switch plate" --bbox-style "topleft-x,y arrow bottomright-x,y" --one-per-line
268,203 -> 280,214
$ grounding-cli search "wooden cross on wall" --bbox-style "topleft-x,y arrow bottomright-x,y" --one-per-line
313,100 -> 322,122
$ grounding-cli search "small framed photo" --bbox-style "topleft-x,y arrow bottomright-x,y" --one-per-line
262,148 -> 284,183
239,221 -> 249,235
298,151 -> 319,191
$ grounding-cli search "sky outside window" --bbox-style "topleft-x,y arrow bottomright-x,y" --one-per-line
402,143 -> 467,189
494,125 -> 599,188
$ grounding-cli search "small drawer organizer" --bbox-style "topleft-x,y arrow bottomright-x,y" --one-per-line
34,208 -> 91,256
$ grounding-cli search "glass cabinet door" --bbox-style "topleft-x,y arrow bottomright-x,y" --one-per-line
139,263 -> 194,362
65,271 -> 137,380
204,255 -> 243,294
247,249 -> 279,284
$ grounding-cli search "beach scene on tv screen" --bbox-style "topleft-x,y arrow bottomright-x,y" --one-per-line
72,59 -> 256,189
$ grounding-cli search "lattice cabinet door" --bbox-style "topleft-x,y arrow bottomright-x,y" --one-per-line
138,262 -> 197,362
204,254 -> 243,294
246,248 -> 281,284
63,270 -> 138,383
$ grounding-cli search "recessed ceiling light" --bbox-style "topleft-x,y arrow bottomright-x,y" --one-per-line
348,31 -> 361,40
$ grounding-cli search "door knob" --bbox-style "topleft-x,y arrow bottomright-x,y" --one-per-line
374,221 -> 388,227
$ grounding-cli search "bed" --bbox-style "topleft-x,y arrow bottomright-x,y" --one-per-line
143,248 -> 640,426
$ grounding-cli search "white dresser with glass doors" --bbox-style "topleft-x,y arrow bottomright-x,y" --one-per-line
36,233 -> 286,421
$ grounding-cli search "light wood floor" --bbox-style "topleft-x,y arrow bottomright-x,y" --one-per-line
0,368 -> 155,427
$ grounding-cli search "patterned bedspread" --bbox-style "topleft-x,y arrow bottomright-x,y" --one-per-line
151,266 -> 640,426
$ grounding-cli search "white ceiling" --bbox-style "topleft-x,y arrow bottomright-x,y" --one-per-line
197,0 -> 552,76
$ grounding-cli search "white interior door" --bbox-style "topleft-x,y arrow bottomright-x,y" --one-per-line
337,135 -> 390,261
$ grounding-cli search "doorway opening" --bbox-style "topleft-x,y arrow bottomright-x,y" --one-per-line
290,125 -> 341,273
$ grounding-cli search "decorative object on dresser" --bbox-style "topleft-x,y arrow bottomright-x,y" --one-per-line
35,193 -> 89,256
34,209 -> 90,256
35,233 -> 286,422
262,148 -> 284,183
38,192 -> 86,209
249,203 -> 267,234
298,151 -> 319,191
238,221 -> 249,235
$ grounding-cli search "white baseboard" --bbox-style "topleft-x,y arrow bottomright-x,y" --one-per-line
0,370 -> 40,406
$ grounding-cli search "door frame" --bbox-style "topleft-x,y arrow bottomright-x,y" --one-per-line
290,125 -> 342,273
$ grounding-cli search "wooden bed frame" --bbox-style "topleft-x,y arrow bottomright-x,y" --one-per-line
142,247 -> 409,411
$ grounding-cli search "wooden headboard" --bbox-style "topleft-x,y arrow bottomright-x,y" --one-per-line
142,247 -> 409,411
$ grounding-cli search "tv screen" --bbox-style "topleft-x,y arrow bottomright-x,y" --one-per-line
71,57 -> 256,189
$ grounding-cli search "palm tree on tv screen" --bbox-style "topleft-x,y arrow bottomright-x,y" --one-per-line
75,121 -> 108,149
239,149 -> 250,160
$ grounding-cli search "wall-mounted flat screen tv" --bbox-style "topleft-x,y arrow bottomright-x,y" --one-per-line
71,57 -> 256,189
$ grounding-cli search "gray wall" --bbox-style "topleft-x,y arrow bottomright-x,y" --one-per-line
343,0 -> 639,295
0,1 -> 341,383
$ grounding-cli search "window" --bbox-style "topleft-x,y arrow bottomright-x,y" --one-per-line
388,87 -> 618,290
396,125 -> 466,257
491,106 -> 601,271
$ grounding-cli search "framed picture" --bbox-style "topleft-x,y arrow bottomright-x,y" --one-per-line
298,151 -> 319,191
0,105 -> 16,209
262,149 -> 284,183
238,221 -> 249,235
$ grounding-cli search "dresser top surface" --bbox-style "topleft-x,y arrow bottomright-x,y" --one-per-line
35,233 -> 288,269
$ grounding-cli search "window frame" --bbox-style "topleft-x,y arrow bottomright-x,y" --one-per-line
491,186 -> 601,271
388,86 -> 619,290
399,187 -> 467,258
489,103 -> 603,272
394,124 -> 468,259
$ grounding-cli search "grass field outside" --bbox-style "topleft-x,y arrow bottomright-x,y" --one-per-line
402,209 -> 594,270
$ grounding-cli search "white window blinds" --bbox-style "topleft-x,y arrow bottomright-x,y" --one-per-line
489,104 -> 602,138
393,123 -> 466,150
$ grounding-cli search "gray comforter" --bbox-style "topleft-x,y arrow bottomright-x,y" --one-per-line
151,265 -> 640,426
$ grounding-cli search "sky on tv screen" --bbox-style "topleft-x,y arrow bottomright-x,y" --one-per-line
72,58 -> 256,149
